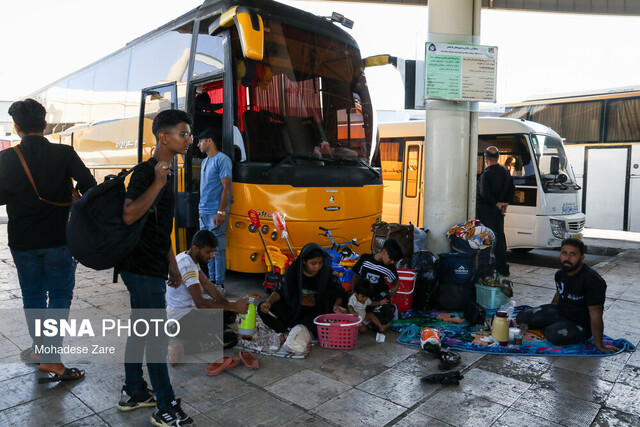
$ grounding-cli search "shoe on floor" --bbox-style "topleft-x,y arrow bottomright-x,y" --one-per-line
216,284 -> 226,296
116,384 -> 156,411
151,400 -> 194,426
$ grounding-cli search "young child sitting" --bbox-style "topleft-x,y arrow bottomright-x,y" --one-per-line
348,281 -> 390,333
351,239 -> 403,329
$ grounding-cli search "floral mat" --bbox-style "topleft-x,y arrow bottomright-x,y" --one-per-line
391,307 -> 636,356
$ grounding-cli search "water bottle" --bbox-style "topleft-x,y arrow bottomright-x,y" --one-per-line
238,297 -> 256,337
491,310 -> 509,346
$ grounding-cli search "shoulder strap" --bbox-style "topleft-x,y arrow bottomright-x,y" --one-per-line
13,146 -> 71,207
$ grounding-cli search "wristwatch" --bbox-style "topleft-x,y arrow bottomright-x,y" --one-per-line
216,210 -> 226,216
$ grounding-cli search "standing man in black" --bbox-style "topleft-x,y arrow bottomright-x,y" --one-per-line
116,109 -> 195,427
477,146 -> 515,277
0,99 -> 96,381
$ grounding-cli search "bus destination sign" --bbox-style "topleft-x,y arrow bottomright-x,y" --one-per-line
425,43 -> 497,103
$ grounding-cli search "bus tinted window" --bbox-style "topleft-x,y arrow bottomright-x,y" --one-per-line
606,97 -> 640,142
478,135 -> 536,186
380,138 -> 404,181
405,145 -> 420,198
531,101 -> 601,142
233,21 -> 373,164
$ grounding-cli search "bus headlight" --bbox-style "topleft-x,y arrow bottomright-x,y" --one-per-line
549,219 -> 566,239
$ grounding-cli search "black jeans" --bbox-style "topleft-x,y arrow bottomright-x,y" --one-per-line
515,304 -> 591,345
478,204 -> 509,276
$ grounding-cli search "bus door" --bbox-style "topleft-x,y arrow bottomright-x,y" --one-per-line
401,141 -> 424,225
584,146 -> 630,231
138,83 -> 193,251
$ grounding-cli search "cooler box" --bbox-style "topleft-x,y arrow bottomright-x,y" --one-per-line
391,269 -> 416,313
475,283 -> 510,310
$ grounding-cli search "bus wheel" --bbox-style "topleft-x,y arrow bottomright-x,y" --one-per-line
510,248 -> 533,253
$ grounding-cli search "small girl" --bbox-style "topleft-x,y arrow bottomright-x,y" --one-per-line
348,281 -> 390,333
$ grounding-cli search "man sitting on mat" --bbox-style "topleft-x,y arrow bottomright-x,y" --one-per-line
166,230 -> 249,364
516,237 -> 618,353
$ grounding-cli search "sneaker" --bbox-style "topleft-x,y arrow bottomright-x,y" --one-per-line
116,385 -> 156,411
169,399 -> 194,425
150,407 -> 179,427
216,284 -> 226,296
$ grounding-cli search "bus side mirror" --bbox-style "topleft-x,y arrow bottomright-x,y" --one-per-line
211,6 -> 264,61
363,55 -> 419,110
550,156 -> 560,175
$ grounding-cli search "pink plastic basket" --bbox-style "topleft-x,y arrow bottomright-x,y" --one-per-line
313,313 -> 362,349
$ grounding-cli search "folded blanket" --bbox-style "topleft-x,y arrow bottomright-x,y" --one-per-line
392,308 -> 636,357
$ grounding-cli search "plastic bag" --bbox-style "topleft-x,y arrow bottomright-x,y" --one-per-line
499,300 -> 516,319
282,324 -> 311,354
413,226 -> 428,253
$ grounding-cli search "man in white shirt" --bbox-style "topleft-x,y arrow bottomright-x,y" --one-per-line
167,230 -> 249,364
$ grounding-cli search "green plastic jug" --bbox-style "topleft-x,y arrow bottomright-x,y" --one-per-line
238,297 -> 256,336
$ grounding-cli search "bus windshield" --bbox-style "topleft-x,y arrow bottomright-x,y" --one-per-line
530,134 -> 577,190
232,20 -> 373,164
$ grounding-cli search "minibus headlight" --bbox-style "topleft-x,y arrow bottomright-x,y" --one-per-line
550,219 -> 566,239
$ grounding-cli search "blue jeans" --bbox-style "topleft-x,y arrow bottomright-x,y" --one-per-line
120,270 -> 174,410
11,245 -> 76,363
200,213 -> 227,285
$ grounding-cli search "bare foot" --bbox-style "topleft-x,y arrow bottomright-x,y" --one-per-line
168,344 -> 184,366
358,325 -> 368,333
379,323 -> 390,332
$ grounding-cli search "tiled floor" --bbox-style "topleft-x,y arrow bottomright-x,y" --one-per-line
0,222 -> 639,426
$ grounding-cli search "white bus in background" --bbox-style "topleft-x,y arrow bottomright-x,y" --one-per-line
378,117 -> 586,251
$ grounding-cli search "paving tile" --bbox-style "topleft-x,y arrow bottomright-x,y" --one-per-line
356,367 -> 438,408
204,389 -> 303,426
60,414 -> 109,426
514,386 -> 601,426
311,389 -> 405,426
605,382 -> 640,417
473,354 -> 551,384
393,411 -> 454,426
345,333 -> 419,368
97,406 -> 156,426
59,363 -> 127,413
415,389 -> 507,427
280,413 -> 335,427
173,370 -> 255,413
265,370 -> 351,410
493,408 -> 563,426
311,352 -> 387,386
191,412 -> 222,426
614,365 -> 640,389
228,353 -> 305,387
457,367 -> 531,406
551,353 -> 629,383
0,393 -> 93,426
0,360 -> 38,382
626,348 -> 640,368
537,365 -> 614,404
592,407 -> 640,427
0,373 -> 59,412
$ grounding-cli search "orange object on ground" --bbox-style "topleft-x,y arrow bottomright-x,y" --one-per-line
238,351 -> 259,369
205,356 -> 239,376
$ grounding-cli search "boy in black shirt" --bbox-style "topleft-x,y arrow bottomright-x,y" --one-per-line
352,239 -> 403,328
516,238 -> 618,353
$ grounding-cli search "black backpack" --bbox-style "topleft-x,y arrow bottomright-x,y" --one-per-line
65,164 -> 156,270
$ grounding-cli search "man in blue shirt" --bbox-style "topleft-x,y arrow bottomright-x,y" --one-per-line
197,127 -> 232,295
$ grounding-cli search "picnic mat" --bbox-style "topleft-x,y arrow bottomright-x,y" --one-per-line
391,308 -> 636,356
231,316 -> 312,359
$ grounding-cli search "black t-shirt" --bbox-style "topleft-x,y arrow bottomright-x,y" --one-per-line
554,264 -> 606,328
477,163 -> 515,208
300,274 -> 318,308
353,253 -> 398,300
119,158 -> 175,278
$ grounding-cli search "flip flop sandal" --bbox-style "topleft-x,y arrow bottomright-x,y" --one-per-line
38,367 -> 85,384
237,351 -> 259,369
437,350 -> 461,371
421,370 -> 464,386
205,356 -> 239,376
20,348 -> 41,365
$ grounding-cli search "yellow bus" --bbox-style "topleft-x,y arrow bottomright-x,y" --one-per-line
504,87 -> 640,232
27,0 -> 382,272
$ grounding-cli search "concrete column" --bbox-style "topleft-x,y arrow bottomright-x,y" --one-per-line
424,0 -> 481,255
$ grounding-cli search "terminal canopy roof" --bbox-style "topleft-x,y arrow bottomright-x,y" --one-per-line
319,0 -> 640,15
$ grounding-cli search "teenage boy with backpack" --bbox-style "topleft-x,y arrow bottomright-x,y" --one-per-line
116,109 -> 195,427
